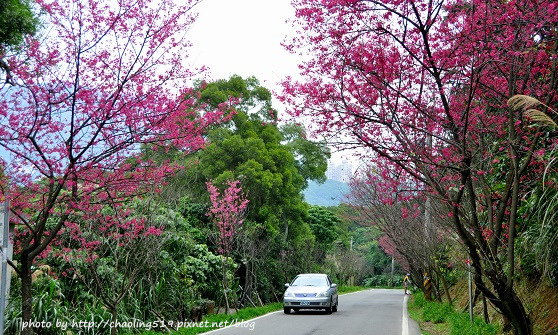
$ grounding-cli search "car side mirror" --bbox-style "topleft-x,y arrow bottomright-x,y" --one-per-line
331,283 -> 337,288
284,283 -> 290,288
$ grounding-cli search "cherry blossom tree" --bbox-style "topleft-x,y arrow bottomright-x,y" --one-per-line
0,0 -> 228,333
206,179 -> 249,314
348,169 -> 455,303
281,1 -> 557,334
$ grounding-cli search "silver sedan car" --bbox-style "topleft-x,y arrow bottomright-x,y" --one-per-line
283,273 -> 338,314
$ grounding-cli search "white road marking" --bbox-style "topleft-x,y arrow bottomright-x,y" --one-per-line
203,310 -> 282,334
402,294 -> 409,335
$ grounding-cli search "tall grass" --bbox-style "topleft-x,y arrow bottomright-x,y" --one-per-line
409,292 -> 499,335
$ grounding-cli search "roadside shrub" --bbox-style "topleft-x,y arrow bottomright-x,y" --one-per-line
362,274 -> 403,287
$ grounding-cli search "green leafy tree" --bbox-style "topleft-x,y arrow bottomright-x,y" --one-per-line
307,205 -> 339,263
192,75 -> 328,235
194,75 -> 329,301
0,0 -> 37,74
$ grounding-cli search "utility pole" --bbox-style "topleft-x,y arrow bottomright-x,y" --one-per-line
468,260 -> 473,322
390,255 -> 394,287
1,198 -> 12,334
425,134 -> 432,241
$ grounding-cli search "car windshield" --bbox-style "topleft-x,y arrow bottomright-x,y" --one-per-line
291,276 -> 328,287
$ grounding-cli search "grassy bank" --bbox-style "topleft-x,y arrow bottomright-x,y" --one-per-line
337,285 -> 368,294
407,291 -> 499,335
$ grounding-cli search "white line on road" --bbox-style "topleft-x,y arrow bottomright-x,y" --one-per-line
203,310 -> 282,334
402,294 -> 409,335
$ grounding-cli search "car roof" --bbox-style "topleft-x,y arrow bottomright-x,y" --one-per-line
296,273 -> 327,277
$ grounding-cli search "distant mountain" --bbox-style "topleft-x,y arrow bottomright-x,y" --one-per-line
303,179 -> 350,207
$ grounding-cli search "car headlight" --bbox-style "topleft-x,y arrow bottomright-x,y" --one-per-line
316,290 -> 330,298
284,291 -> 295,298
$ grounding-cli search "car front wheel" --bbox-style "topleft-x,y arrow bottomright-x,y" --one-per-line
325,300 -> 332,314
284,307 -> 291,314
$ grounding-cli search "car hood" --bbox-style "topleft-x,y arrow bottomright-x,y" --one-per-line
286,286 -> 329,294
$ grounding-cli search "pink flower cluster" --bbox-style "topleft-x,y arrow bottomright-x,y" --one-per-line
206,180 -> 249,255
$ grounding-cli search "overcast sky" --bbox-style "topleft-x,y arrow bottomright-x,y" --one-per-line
187,0 -> 298,93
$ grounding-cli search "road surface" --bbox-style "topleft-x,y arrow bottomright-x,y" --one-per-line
205,289 -> 422,335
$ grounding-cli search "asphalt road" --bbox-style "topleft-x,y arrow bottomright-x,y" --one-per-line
205,289 -> 422,335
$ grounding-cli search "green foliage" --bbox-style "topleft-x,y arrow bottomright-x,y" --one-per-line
6,274 -> 113,335
363,274 -> 403,288
422,302 -> 453,324
520,168 -> 558,285
281,124 -> 329,187
0,0 -> 37,49
448,312 -> 500,335
412,290 -> 427,308
199,75 -> 273,114
307,205 -> 339,254
137,199 -> 224,319
409,292 -> 499,335
193,75 -> 327,225
20,197 -> 226,333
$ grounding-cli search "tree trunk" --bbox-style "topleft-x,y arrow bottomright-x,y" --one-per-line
222,258 -> 230,314
476,273 -> 531,335
438,268 -> 452,305
20,256 -> 35,335
497,286 -> 531,335
482,293 -> 490,324
111,307 -> 118,335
